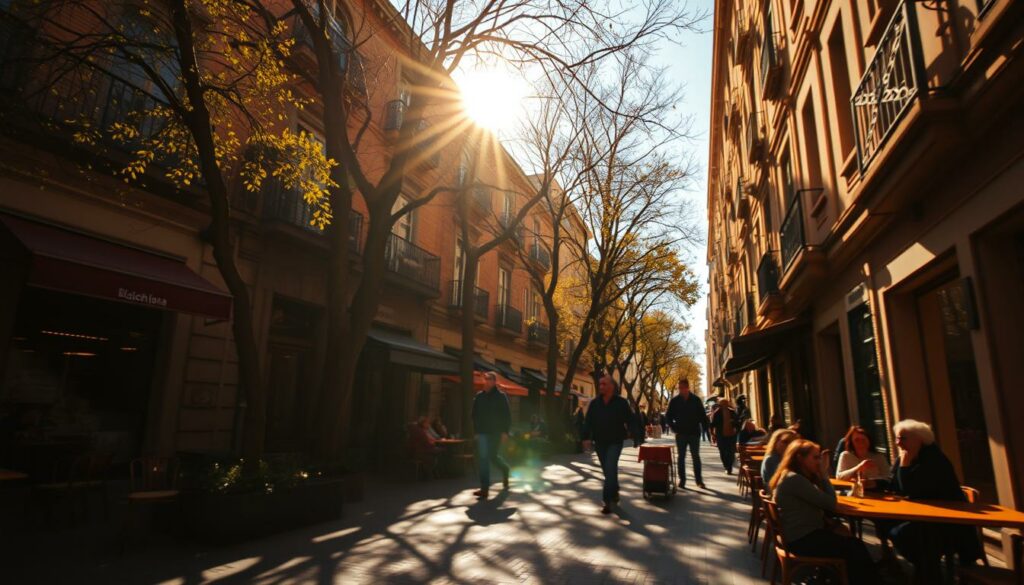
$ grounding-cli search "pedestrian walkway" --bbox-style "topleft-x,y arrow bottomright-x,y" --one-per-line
17,438 -> 772,584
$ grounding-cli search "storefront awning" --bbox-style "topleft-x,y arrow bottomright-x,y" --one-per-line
722,318 -> 807,377
366,328 -> 459,374
442,371 -> 530,397
1,214 -> 232,320
492,361 -> 526,384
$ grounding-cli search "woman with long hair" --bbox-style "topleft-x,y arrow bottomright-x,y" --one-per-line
760,428 -> 798,490
835,425 -> 890,487
771,440 -> 879,584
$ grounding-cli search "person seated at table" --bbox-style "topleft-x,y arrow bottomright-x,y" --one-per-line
737,419 -> 767,446
431,416 -> 450,439
771,439 -> 880,584
408,418 -> 441,462
835,425 -> 890,488
888,419 -> 983,570
416,415 -> 441,441
761,428 -> 798,490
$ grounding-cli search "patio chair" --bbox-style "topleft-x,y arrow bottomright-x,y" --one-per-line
748,476 -> 765,550
763,498 -> 848,585
962,485 -> 991,567
120,456 -> 179,552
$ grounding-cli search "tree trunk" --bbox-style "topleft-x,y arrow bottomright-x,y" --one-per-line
169,0 -> 265,457
458,249 -> 480,437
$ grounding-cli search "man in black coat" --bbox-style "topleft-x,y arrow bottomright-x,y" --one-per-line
582,373 -> 631,514
666,378 -> 709,488
471,371 -> 511,499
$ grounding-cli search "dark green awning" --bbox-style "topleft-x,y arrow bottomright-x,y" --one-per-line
366,329 -> 459,374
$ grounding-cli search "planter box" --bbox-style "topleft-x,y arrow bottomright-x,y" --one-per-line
185,479 -> 344,543
341,472 -> 364,503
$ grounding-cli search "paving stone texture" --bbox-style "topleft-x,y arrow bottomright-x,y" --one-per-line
6,438 -> 813,584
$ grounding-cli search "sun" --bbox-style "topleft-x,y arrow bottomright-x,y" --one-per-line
455,66 -> 528,133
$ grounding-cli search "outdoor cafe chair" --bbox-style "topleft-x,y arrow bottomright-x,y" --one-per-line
763,497 -> 848,585
121,456 -> 180,553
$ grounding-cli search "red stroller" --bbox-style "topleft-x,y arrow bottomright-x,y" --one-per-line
638,445 -> 676,499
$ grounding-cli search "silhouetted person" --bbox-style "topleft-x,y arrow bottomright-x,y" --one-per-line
582,374 -> 631,514
471,371 -> 511,499
666,378 -> 708,489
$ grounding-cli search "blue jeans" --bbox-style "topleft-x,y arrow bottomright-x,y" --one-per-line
675,433 -> 702,485
594,441 -> 623,503
476,433 -> 509,490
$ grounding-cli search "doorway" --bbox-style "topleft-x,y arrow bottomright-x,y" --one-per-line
915,276 -> 996,500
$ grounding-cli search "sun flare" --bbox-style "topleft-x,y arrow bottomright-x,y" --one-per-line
456,67 -> 527,133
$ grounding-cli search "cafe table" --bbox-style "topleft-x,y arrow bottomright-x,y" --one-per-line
836,493 -> 1024,582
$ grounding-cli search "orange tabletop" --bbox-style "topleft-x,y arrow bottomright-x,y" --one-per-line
836,494 -> 1024,529
830,478 -> 854,489
750,455 -> 765,462
436,439 -> 466,445
0,469 -> 29,482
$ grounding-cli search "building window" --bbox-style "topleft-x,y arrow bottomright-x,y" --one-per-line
498,267 -> 511,307
800,98 -> 824,189
780,148 -> 795,210
503,192 -> 514,220
391,195 -> 415,242
454,237 -> 465,283
827,21 -> 855,158
847,302 -> 890,454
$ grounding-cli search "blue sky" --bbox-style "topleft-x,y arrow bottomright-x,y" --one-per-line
652,0 -> 715,392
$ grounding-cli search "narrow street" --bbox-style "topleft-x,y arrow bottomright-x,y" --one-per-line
20,438 -> 769,584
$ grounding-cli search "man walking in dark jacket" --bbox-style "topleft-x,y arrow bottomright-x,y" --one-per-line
666,378 -> 709,489
471,372 -> 511,499
582,373 -> 631,514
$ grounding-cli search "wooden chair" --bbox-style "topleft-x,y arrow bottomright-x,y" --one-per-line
121,456 -> 179,552
959,533 -> 1023,585
963,485 -> 991,567
748,475 -> 765,549
763,498 -> 849,585
759,489 -> 776,577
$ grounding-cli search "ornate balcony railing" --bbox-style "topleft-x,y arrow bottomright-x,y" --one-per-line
527,322 -> 550,345
529,242 -> 551,271
757,252 -> 779,303
385,233 -> 440,291
780,196 -> 805,273
851,0 -> 924,173
496,304 -> 523,334
448,280 -> 488,320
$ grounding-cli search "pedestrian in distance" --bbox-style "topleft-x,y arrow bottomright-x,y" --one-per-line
471,371 -> 511,500
710,398 -> 740,474
665,378 -> 709,489
582,373 -> 632,514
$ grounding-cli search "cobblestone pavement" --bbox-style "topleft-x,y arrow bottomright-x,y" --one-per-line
13,438 -> 783,584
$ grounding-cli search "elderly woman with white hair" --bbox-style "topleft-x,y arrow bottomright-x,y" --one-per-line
888,419 -> 983,571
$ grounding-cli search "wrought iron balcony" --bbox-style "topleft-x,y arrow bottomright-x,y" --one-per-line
851,1 -> 924,173
529,242 -> 551,271
496,304 -> 523,334
757,252 -> 780,303
780,196 -> 805,273
384,233 -> 440,292
527,322 -> 550,345
448,280 -> 488,320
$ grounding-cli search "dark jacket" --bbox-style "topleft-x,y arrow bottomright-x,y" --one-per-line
891,443 -> 982,563
711,407 -> 740,438
582,395 -> 631,444
472,386 -> 511,435
666,393 -> 709,435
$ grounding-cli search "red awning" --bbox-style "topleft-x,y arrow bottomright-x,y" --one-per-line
1,215 -> 232,320
443,371 -> 530,397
